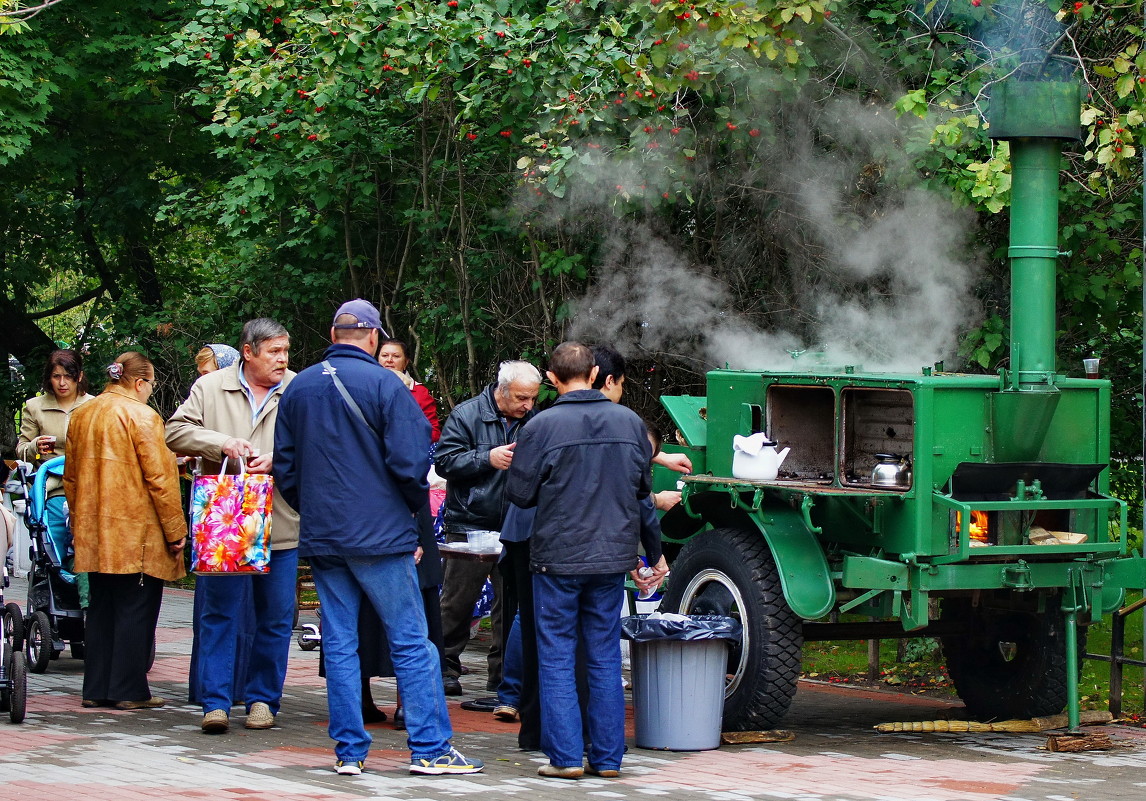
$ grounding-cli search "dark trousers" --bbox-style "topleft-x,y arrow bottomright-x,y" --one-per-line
499,540 -> 541,750
83,572 -> 163,703
422,586 -> 446,669
439,532 -> 502,686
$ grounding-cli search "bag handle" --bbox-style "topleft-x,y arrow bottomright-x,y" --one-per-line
322,360 -> 379,438
217,455 -> 247,476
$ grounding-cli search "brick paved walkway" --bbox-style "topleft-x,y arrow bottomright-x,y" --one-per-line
3,576 -> 1144,801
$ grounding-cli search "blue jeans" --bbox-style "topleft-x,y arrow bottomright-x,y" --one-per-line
533,572 -> 626,770
310,553 -> 453,762
498,612 -> 522,708
198,547 -> 298,715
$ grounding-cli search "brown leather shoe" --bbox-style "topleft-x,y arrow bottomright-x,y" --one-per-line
586,765 -> 621,778
201,709 -> 229,733
81,699 -> 109,708
114,697 -> 166,710
244,701 -> 275,729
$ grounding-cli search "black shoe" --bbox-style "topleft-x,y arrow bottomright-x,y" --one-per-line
362,705 -> 388,724
443,676 -> 463,696
459,696 -> 500,712
393,705 -> 405,731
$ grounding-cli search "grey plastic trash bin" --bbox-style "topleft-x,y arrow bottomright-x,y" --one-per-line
622,614 -> 741,751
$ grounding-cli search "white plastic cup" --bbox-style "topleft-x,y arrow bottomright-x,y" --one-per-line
465,530 -> 501,552
1083,357 -> 1100,379
636,566 -> 657,601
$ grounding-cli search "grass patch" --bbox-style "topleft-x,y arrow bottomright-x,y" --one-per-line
801,594 -> 1146,715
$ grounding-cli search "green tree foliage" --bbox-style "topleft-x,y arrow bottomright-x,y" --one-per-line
1,0 -> 1142,485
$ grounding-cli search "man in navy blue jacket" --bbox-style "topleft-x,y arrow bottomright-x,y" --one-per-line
506,341 -> 661,780
274,299 -> 482,777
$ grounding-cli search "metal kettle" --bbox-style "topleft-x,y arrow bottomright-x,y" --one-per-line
871,453 -> 911,487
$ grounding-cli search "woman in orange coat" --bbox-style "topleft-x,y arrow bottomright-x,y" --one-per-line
64,352 -> 187,710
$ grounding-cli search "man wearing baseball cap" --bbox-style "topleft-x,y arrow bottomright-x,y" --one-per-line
274,299 -> 483,776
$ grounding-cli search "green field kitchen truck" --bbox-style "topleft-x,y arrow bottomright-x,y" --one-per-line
654,78 -> 1146,732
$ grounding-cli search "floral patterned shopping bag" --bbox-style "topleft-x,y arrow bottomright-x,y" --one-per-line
190,459 -> 273,574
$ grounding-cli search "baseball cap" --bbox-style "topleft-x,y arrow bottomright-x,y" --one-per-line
332,299 -> 388,336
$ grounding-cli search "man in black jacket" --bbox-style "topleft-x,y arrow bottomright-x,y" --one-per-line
434,360 -> 541,695
506,342 -> 664,780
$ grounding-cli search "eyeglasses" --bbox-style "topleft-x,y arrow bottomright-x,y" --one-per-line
139,377 -> 154,385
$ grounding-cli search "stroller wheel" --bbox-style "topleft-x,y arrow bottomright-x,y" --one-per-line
0,650 -> 8,712
3,603 -> 23,652
8,650 -> 27,723
25,610 -> 52,674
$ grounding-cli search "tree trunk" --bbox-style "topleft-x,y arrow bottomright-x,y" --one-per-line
0,293 -> 56,366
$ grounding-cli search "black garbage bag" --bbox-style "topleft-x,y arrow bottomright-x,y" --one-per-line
621,613 -> 742,642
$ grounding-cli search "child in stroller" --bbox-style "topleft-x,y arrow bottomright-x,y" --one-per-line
18,455 -> 85,673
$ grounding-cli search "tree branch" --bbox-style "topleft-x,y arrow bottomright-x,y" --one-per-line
0,0 -> 67,22
27,283 -> 106,320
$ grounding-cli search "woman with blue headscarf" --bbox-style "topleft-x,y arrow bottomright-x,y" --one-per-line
194,344 -> 240,376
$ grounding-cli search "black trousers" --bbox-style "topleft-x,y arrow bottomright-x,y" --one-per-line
439,531 -> 503,686
83,572 -> 163,703
499,540 -> 541,750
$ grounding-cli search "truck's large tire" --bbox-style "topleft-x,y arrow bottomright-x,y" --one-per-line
940,596 -> 1083,721
662,526 -> 802,731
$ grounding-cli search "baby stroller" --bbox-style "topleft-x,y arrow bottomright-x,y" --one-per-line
2,535 -> 28,722
19,456 -> 85,673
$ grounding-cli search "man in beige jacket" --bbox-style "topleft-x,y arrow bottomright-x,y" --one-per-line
166,318 -> 299,735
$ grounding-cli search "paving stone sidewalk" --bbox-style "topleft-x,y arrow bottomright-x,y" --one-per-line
4,576 -> 1146,801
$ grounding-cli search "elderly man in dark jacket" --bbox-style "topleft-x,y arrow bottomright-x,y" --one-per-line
506,341 -> 660,780
434,360 -> 540,695
274,299 -> 482,777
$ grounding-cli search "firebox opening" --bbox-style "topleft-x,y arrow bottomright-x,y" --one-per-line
953,509 -> 1076,548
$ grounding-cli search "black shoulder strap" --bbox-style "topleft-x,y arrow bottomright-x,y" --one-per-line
322,360 -> 378,438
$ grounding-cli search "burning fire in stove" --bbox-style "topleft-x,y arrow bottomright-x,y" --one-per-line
956,510 -> 990,544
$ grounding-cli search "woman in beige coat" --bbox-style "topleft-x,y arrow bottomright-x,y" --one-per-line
64,352 -> 187,710
17,348 -> 95,469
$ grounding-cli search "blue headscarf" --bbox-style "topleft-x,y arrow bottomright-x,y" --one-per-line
207,344 -> 240,370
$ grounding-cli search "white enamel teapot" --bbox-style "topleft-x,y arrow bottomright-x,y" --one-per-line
732,433 -> 790,481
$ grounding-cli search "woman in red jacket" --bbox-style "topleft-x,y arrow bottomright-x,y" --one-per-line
378,339 -> 440,441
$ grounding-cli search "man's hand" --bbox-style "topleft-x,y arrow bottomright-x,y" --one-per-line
167,537 -> 186,555
652,451 -> 692,474
489,442 -> 516,470
222,437 -> 257,460
414,545 -> 423,565
630,554 -> 669,592
247,453 -> 273,474
653,490 -> 682,511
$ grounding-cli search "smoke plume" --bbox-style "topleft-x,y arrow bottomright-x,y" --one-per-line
566,91 -> 981,374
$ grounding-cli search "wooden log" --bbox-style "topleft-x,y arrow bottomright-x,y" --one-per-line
721,730 -> 797,744
1046,732 -> 1115,752
875,710 -> 1112,733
